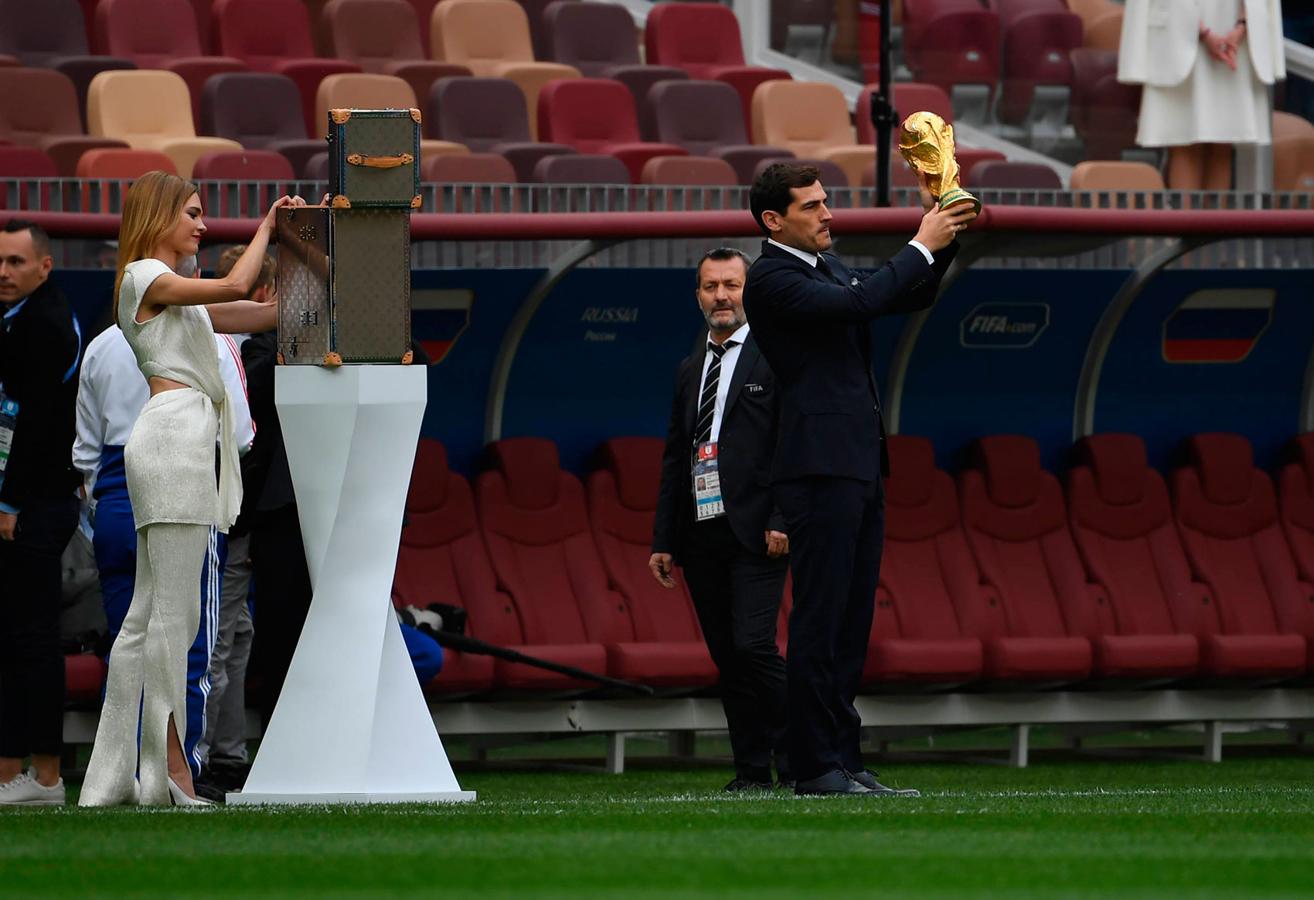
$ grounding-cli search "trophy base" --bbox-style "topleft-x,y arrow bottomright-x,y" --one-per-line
938,188 -> 981,215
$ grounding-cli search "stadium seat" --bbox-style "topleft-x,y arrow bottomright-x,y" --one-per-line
0,68 -> 127,177
612,69 -> 690,140
543,1 -> 642,78
1172,434 -> 1311,676
587,438 -> 718,687
751,81 -> 873,187
475,438 -> 625,690
958,436 -> 1095,681
865,436 -> 985,685
855,83 -> 956,146
643,3 -> 792,134
423,152 -> 518,212
967,161 -> 1063,189
314,74 -> 468,162
639,156 -> 737,187
191,150 -> 294,181
1273,112 -> 1314,193
753,157 -> 849,192
537,78 -> 687,182
94,0 -> 248,123
532,153 -> 630,185
430,0 -> 581,140
992,0 -> 1082,127
0,147 -> 58,211
901,0 -> 1001,120
86,70 -> 242,178
322,0 -> 472,107
1279,435 -> 1314,585
405,0 -> 441,55
391,440 -> 499,693
1065,435 -> 1204,678
65,654 -> 108,704
1069,48 -> 1142,160
517,0 -> 578,60
199,73 -> 327,180
647,80 -> 793,185
76,147 -> 179,214
211,0 -> 362,136
1070,160 -> 1165,197
302,152 -> 331,181
426,76 -> 577,182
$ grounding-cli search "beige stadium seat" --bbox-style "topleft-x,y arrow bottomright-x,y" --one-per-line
1272,111 -> 1314,192
430,0 -> 579,139
1070,160 -> 1165,192
315,73 -> 467,160
751,80 -> 871,187
86,70 -> 242,178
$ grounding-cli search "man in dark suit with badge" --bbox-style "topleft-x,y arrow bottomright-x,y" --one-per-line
650,248 -> 791,792
742,164 -> 975,796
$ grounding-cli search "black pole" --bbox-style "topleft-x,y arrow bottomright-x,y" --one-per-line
429,630 -> 656,696
870,0 -> 896,208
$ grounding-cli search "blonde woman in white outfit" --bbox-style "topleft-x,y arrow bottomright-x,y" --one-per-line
1119,0 -> 1286,190
79,172 -> 303,807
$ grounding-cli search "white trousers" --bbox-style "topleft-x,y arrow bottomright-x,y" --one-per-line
79,523 -> 207,807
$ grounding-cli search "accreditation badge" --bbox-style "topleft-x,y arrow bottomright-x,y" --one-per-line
692,441 -> 725,521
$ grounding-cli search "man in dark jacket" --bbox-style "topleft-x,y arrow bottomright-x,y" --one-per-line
651,248 -> 791,791
0,220 -> 82,805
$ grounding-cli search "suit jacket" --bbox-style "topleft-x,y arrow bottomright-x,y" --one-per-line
1119,0 -> 1285,88
0,278 -> 81,509
742,240 -> 956,483
652,331 -> 783,562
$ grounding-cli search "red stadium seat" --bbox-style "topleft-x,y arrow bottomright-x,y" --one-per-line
0,147 -> 58,211
1069,48 -> 1142,160
94,0 -> 248,123
643,3 -> 791,134
958,436 -> 1094,681
199,73 -> 326,179
639,156 -> 737,186
1279,434 -> 1314,585
1173,434 -> 1312,675
422,152 -> 516,184
76,147 -> 177,212
588,438 -> 718,687
1066,435 -> 1203,678
211,0 -> 361,136
901,0 -> 1000,112
475,438 -> 625,690
191,150 -> 294,181
537,78 -> 687,182
391,440 -> 500,693
65,654 -> 108,704
967,160 -> 1063,189
426,76 -> 576,182
646,80 -> 792,185
992,0 -> 1082,126
867,436 -> 985,684
405,0 -> 441,56
0,68 -> 127,177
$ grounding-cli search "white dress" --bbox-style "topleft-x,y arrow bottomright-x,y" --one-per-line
1137,0 -> 1272,147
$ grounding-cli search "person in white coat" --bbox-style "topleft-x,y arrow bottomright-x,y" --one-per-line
1118,0 -> 1286,190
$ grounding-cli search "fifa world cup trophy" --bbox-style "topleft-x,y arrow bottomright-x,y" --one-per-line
897,111 -> 982,215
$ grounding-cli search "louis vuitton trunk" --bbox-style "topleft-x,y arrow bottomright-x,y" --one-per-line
327,107 -> 422,210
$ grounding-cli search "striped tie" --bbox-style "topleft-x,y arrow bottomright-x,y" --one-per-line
694,340 -> 737,446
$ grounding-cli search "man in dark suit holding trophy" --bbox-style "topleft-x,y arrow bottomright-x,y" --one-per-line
742,147 -> 976,796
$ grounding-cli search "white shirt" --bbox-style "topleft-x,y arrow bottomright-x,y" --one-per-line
768,237 -> 935,268
73,325 -> 255,499
697,321 -> 750,444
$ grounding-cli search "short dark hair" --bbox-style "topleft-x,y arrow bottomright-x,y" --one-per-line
2,219 -> 51,257
695,247 -> 750,286
749,163 -> 821,236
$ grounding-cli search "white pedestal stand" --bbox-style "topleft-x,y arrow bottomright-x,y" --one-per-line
228,366 -> 474,805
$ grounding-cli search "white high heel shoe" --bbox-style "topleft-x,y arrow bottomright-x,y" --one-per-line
168,778 -> 213,808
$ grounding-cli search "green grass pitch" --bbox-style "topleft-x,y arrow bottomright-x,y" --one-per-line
3,756 -> 1313,898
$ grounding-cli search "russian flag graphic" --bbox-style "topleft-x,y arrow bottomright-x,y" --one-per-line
1161,289 -> 1274,364
411,288 -> 472,364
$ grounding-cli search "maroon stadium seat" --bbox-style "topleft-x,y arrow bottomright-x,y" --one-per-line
475,438 -> 625,690
967,161 -> 1063,189
0,68 -> 127,177
95,0 -> 248,123
1279,434 -> 1314,586
958,436 -> 1095,681
1066,435 -> 1203,678
0,146 -> 58,211
1173,434 -> 1312,675
191,150 -> 294,181
751,157 -> 848,193
992,0 -> 1082,126
426,77 -> 576,182
866,436 -> 985,684
199,73 -> 327,180
901,0 -> 1000,106
531,153 -> 630,184
640,156 -> 737,186
212,0 -> 361,136
322,0 -> 471,107
646,80 -> 793,184
517,0 -> 579,60
537,78 -> 687,182
1069,48 -> 1142,160
543,1 -> 641,77
587,438 -> 718,687
422,152 -> 517,184
643,3 -> 791,134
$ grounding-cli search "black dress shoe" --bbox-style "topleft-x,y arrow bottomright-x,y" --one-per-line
793,769 -> 873,796
850,769 -> 920,797
723,776 -> 773,793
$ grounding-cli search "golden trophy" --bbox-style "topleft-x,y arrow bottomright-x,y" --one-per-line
897,111 -> 981,214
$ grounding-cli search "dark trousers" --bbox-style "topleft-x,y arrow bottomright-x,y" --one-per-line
0,496 -> 79,759
774,476 -> 883,781
680,516 -> 789,782
248,504 -> 313,727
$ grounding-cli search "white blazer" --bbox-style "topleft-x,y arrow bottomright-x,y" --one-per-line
1118,0 -> 1286,87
